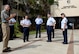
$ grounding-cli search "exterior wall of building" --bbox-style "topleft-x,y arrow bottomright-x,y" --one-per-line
51,0 -> 79,17
51,0 -> 79,29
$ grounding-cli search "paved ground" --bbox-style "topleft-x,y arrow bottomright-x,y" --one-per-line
0,29 -> 79,54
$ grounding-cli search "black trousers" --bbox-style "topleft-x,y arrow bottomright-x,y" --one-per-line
9,25 -> 14,39
23,27 -> 29,42
52,29 -> 54,38
0,33 -> 2,42
63,29 -> 68,43
47,26 -> 53,41
36,24 -> 41,38
51,26 -> 54,38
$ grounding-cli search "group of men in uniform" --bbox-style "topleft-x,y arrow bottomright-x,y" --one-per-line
20,14 -> 56,43
1,4 -> 68,52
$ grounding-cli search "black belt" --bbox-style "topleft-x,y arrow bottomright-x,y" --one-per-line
23,27 -> 29,28
47,25 -> 53,27
36,24 -> 41,25
2,22 -> 8,23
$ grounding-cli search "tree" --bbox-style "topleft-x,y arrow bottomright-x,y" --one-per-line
5,0 -> 54,17
47,0 -> 54,5
16,0 -> 54,16
41,0 -> 54,16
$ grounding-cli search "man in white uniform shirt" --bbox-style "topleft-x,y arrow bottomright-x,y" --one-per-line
61,13 -> 68,44
20,17 -> 25,33
35,15 -> 43,38
9,15 -> 16,40
20,15 -> 31,42
9,13 -> 16,40
46,13 -> 56,42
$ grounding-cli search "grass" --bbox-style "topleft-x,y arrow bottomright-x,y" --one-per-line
14,22 -> 46,37
16,29 -> 46,37
30,29 -> 46,34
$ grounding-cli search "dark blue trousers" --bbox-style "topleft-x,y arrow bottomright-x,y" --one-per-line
36,24 -> 41,38
47,26 -> 53,41
9,26 -> 14,40
23,27 -> 29,42
63,29 -> 68,43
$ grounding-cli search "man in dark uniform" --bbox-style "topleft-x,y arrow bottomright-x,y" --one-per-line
46,13 -> 56,42
35,15 -> 43,38
61,13 -> 68,44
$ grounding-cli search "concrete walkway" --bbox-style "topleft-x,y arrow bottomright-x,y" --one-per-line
0,29 -> 79,54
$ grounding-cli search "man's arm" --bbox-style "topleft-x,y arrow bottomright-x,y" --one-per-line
53,22 -> 56,29
9,18 -> 16,24
25,20 -> 32,27
52,18 -> 56,29
9,21 -> 16,24
6,14 -> 16,21
41,19 -> 43,24
63,23 -> 66,31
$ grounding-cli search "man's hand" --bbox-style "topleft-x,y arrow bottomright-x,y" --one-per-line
12,13 -> 16,17
10,14 -> 14,18
53,26 -> 55,29
10,13 -> 16,18
63,29 -> 65,31
6,13 -> 16,21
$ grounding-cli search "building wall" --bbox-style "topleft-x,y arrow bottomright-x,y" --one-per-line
51,0 -> 79,17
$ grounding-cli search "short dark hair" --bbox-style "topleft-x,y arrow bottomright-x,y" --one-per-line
37,15 -> 41,17
61,13 -> 66,17
25,15 -> 28,17
47,13 -> 51,15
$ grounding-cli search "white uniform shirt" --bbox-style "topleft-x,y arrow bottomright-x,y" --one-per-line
47,17 -> 56,26
35,18 -> 43,24
61,17 -> 68,29
20,19 -> 31,27
9,18 -> 16,26
20,20 -> 24,26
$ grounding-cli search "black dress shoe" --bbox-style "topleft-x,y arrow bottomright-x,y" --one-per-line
39,36 -> 41,38
23,40 -> 26,42
2,49 -> 12,52
39,37 -> 41,38
27,40 -> 29,42
62,42 -> 68,44
47,40 -> 52,42
52,37 -> 54,38
7,47 -> 11,50
35,36 -> 37,38
9,38 -> 13,40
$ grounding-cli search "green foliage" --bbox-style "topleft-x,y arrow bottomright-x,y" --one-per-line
47,0 -> 54,5
14,21 -> 21,36
16,29 -> 46,37
27,0 -> 36,7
